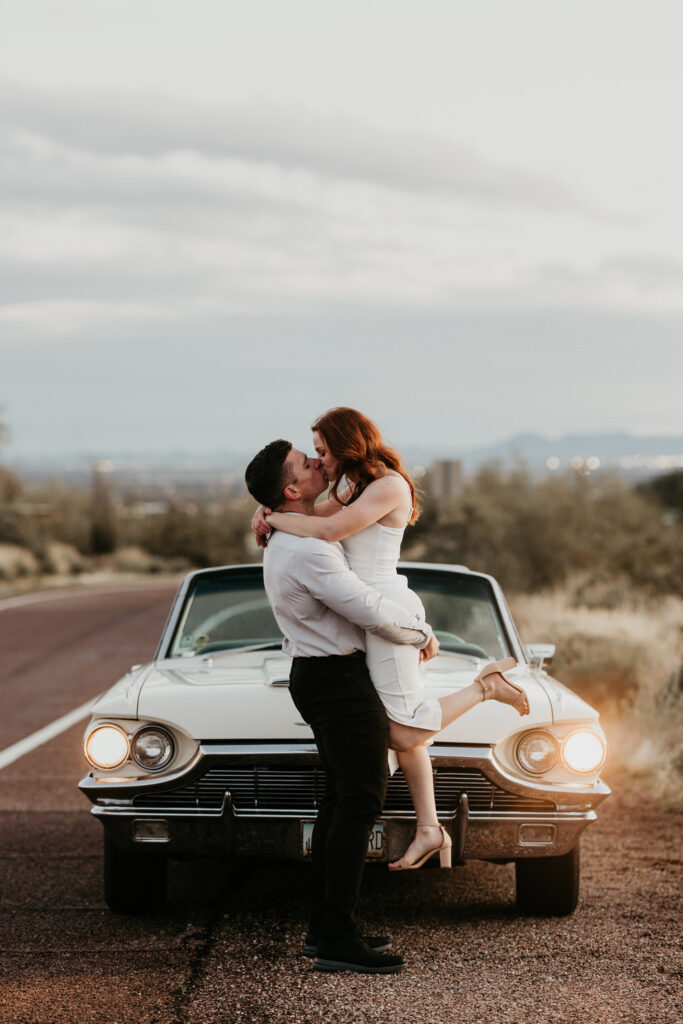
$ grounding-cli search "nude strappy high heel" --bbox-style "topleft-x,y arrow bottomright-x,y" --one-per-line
388,824 -> 452,871
475,657 -> 529,716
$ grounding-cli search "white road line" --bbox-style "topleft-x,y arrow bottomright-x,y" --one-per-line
0,582 -> 174,768
0,699 -> 95,771
0,581 -> 177,612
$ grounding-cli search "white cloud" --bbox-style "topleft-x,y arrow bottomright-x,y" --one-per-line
5,78 -> 683,333
1,78 -> 587,211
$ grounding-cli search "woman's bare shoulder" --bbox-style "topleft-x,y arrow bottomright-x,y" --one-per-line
364,472 -> 405,491
367,470 -> 410,493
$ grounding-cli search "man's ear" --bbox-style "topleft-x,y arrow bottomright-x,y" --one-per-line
283,482 -> 300,501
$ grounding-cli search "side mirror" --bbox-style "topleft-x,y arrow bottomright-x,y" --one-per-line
525,643 -> 556,671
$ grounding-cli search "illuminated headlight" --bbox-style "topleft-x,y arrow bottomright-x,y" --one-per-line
516,731 -> 559,774
562,730 -> 606,774
132,727 -> 174,771
85,725 -> 129,769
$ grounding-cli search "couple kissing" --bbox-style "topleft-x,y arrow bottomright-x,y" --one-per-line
245,406 -> 529,975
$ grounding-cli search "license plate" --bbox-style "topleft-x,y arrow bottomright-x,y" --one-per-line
301,821 -> 385,859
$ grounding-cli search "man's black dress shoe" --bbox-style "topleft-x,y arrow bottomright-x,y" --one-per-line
312,936 -> 404,974
303,934 -> 391,958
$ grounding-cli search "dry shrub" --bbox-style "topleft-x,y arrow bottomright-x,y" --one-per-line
41,541 -> 89,576
418,465 -> 683,596
510,580 -> 683,809
139,497 -> 253,568
110,546 -> 168,574
0,544 -> 40,580
0,466 -> 22,503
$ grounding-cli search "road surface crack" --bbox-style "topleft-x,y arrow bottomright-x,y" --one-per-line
167,905 -> 225,1024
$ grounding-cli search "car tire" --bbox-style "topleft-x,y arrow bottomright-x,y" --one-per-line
515,843 -> 580,916
103,833 -> 168,913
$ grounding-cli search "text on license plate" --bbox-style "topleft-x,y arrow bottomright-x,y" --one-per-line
301,821 -> 384,859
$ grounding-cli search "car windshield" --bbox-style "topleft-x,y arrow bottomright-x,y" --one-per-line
167,574 -> 283,657
402,568 -> 512,661
165,568 -> 512,661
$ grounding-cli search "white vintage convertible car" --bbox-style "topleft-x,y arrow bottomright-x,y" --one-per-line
79,563 -> 610,915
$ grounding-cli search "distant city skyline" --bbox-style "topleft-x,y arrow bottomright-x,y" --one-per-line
9,430 -> 683,488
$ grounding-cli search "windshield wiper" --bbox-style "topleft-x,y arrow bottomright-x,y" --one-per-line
434,651 -> 485,666
203,641 -> 284,659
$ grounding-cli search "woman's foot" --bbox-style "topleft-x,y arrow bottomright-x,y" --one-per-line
388,824 -> 452,870
475,659 -> 529,715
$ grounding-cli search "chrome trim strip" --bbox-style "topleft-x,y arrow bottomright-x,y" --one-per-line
466,810 -> 596,823
154,574 -> 192,660
198,742 -> 319,756
92,805 -> 597,824
454,793 -> 468,862
92,805 -> 222,818
485,575 -> 527,664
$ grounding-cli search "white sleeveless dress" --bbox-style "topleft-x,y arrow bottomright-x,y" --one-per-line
340,521 -> 443,733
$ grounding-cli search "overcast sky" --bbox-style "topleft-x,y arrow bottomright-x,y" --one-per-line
2,0 -> 682,461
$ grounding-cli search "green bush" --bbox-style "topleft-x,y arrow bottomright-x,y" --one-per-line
638,468 -> 683,515
415,464 -> 683,596
139,497 -> 252,568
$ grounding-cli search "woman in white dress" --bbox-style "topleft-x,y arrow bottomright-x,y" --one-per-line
251,407 -> 529,870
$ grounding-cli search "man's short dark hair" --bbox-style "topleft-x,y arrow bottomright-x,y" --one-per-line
244,439 -> 294,510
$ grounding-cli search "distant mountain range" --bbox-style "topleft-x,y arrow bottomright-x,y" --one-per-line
9,432 -> 683,484
420,432 -> 683,476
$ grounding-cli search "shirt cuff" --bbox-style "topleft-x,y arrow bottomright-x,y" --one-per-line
398,617 -> 432,648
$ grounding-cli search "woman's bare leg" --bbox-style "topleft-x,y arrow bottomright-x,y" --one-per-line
389,668 -> 530,751
385,683 -> 487,867
385,671 -> 523,865
388,744 -> 447,868
397,745 -> 438,822
388,682 -> 483,752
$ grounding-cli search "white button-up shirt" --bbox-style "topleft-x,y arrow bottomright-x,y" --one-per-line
263,526 -> 432,658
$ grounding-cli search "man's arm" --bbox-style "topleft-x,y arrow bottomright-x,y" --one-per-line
298,541 -> 434,649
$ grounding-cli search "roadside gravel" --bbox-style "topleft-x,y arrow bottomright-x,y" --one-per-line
179,788 -> 682,1024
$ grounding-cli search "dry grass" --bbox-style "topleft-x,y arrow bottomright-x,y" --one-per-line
42,541 -> 89,575
0,541 -> 183,591
510,576 -> 683,809
0,543 -> 40,581
109,545 -> 167,574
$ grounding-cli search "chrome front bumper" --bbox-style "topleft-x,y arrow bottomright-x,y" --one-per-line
80,742 -> 610,863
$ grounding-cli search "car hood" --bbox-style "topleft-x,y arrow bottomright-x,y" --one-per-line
126,651 -> 596,743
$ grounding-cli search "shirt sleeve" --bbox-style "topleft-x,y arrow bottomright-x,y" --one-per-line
297,540 -> 433,648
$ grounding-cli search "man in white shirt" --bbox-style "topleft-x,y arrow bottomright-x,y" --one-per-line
245,439 -> 438,975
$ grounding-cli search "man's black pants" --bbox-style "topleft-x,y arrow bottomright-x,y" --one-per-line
289,651 -> 389,944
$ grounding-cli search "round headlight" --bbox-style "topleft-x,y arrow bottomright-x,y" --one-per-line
562,730 -> 606,774
85,725 -> 129,769
132,727 -> 174,771
516,731 -> 559,774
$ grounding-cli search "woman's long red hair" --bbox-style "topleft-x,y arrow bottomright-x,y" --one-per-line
311,407 -> 419,524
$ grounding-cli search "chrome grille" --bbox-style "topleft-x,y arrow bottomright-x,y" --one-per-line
132,765 -> 556,814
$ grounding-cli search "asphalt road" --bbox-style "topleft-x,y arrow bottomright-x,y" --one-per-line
0,584 -> 681,1024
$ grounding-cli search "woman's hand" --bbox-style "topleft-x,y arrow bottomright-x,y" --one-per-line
251,506 -> 273,549
419,635 -> 440,662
